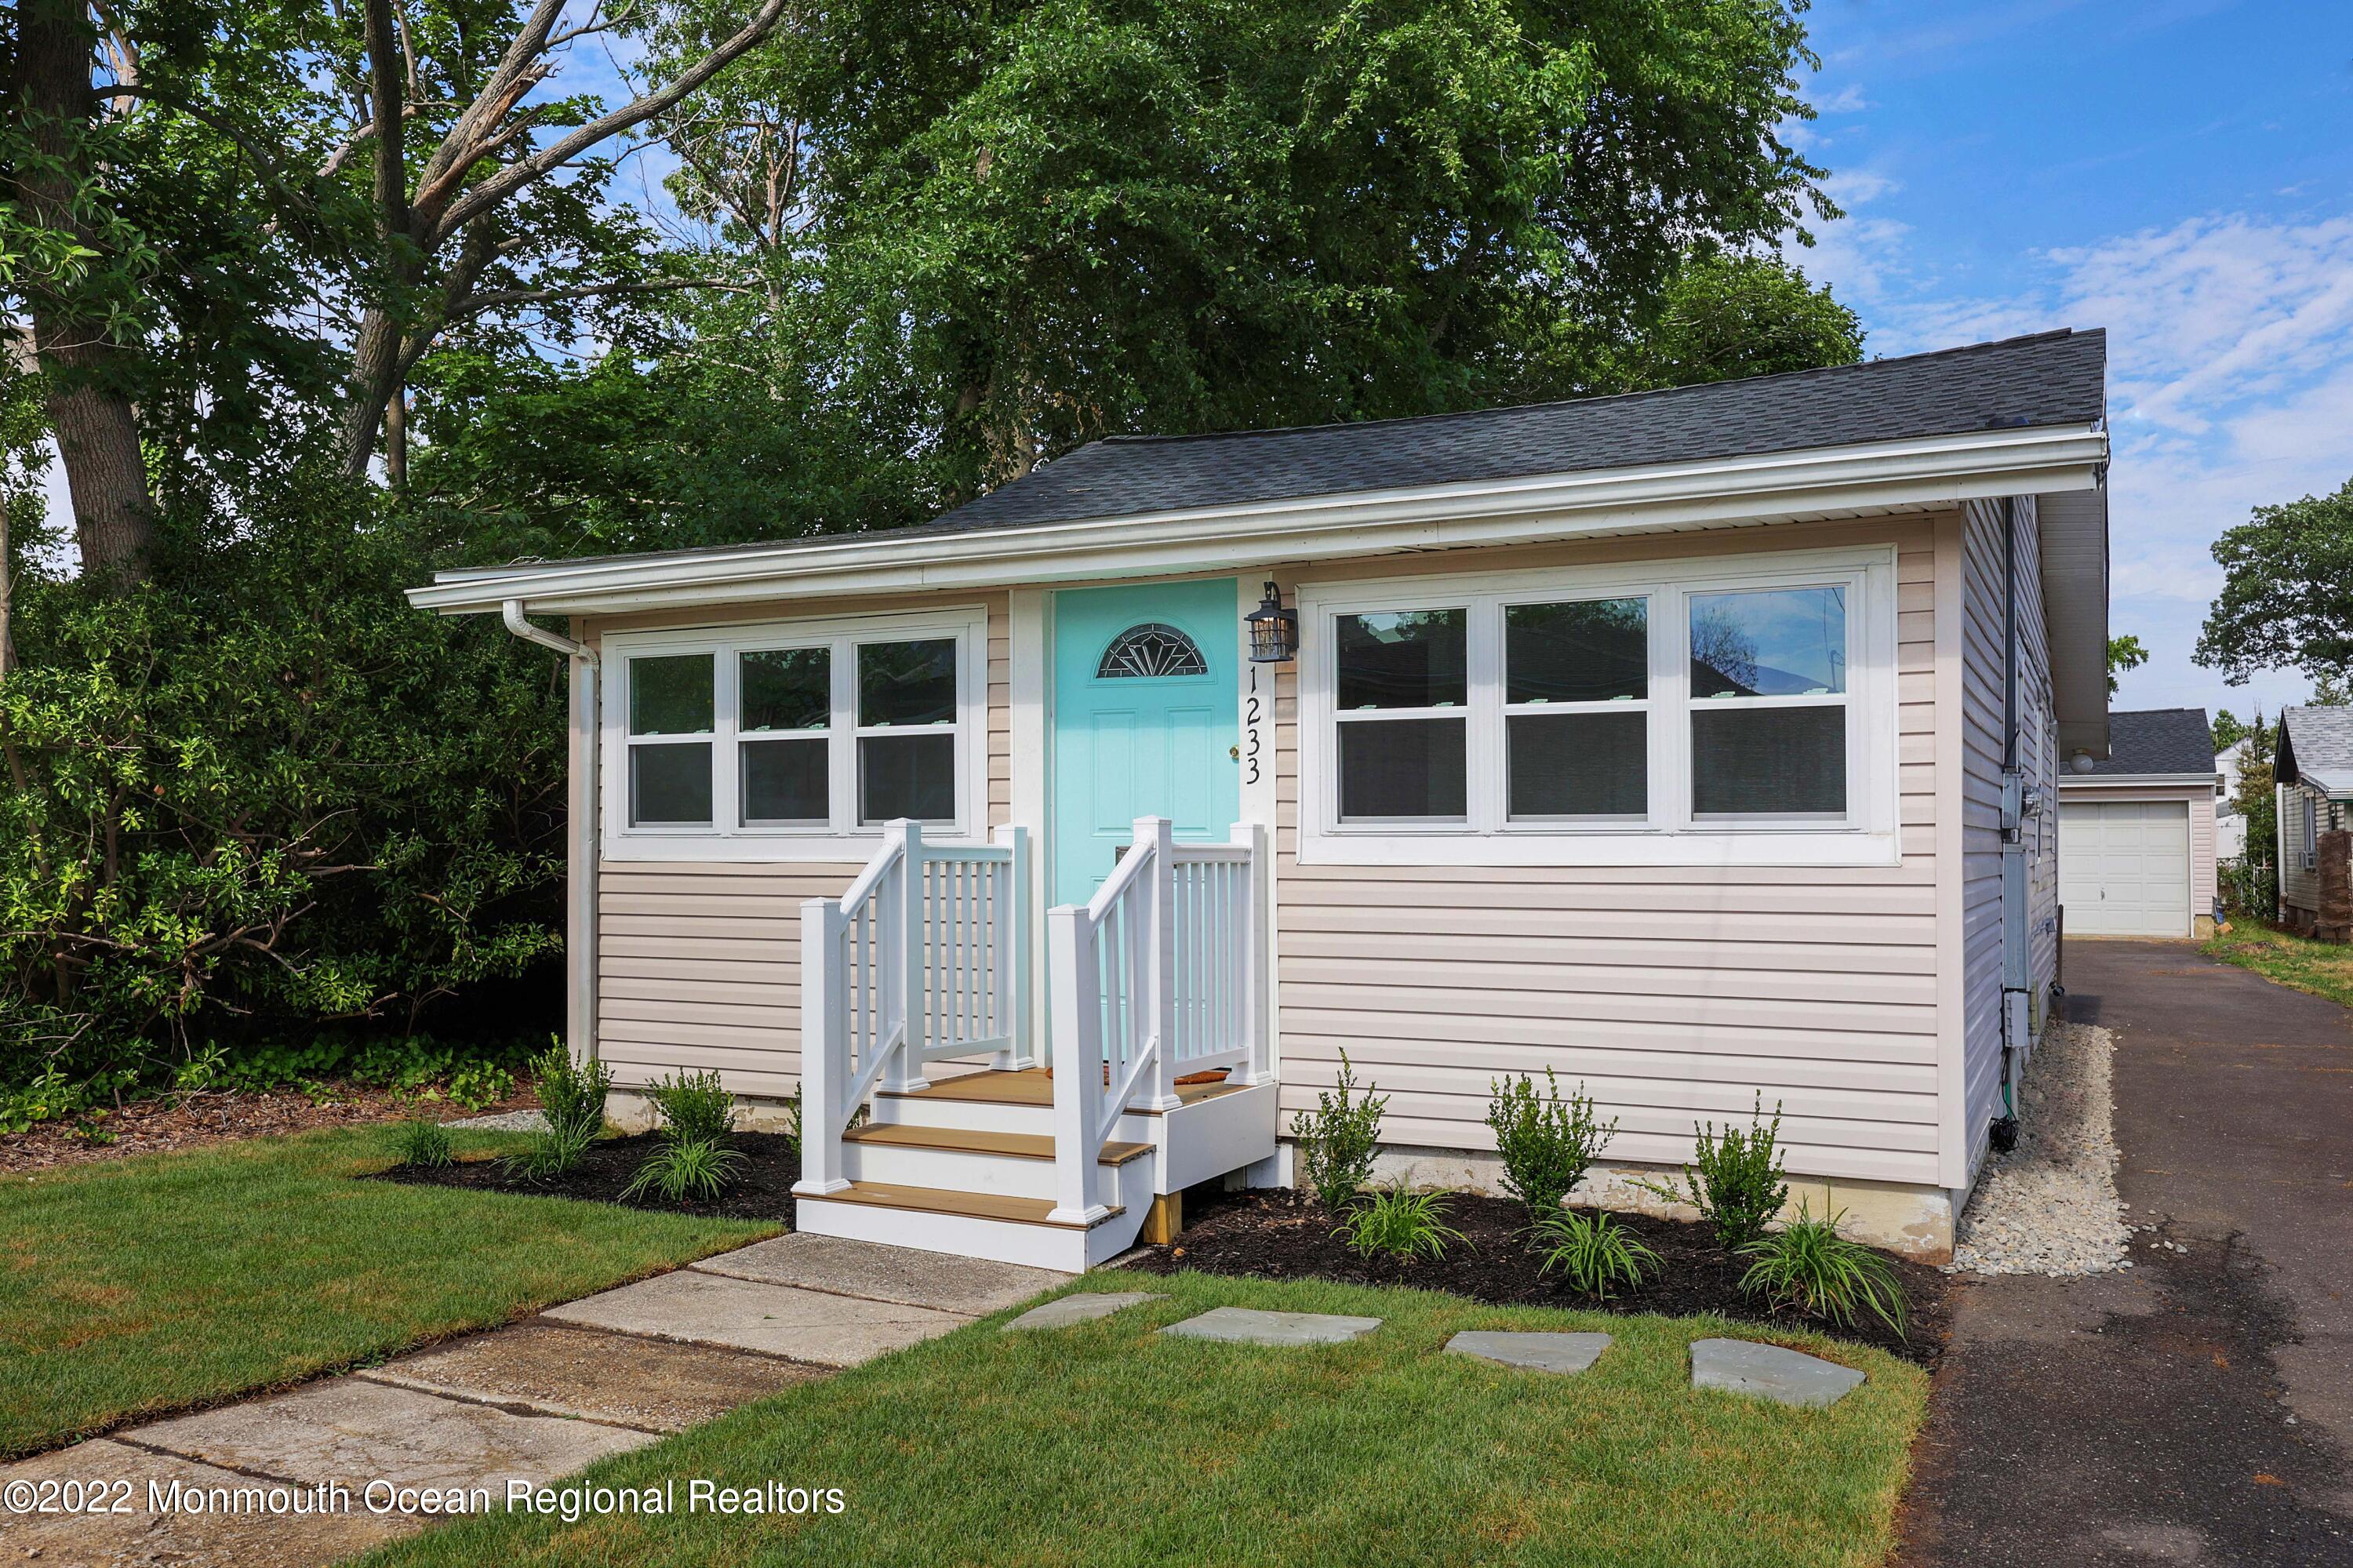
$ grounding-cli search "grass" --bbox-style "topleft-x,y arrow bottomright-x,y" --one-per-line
0,1126 -> 773,1458
355,1271 -> 1926,1568
2204,921 -> 2353,1009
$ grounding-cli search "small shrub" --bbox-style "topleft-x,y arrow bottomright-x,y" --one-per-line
530,1039 -> 612,1145
646,1069 -> 734,1145
501,1119 -> 597,1184
1737,1203 -> 1908,1336
1642,1094 -> 1790,1251
783,1083 -> 802,1156
1331,1184 -> 1464,1262
1486,1068 -> 1617,1221
1533,1208 -> 1660,1301
387,1118 -> 453,1170
1289,1050 -> 1387,1210
447,1060 -> 515,1113
622,1135 -> 747,1203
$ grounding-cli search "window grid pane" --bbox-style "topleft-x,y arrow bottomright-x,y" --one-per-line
741,647 -> 831,733
858,639 -> 958,727
1338,716 -> 1467,821
1505,598 -> 1647,704
1691,704 -> 1846,817
629,653 -> 715,736
1689,586 -> 1848,699
1508,711 -> 1647,819
630,740 -> 714,824
742,737 -> 827,824
861,733 -> 958,823
1337,609 -> 1467,711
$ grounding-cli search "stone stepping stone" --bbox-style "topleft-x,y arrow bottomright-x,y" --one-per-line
1689,1338 -> 1866,1408
1002,1291 -> 1166,1331
546,1271 -> 964,1367
1445,1330 -> 1613,1375
1159,1307 -> 1381,1346
700,1232 -> 1069,1317
367,1322 -> 821,1432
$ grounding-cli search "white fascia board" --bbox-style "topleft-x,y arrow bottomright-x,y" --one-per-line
409,424 -> 2108,618
2059,773 -> 2224,791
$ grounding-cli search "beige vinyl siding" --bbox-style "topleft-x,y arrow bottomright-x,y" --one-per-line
2281,783 -> 2323,914
1267,516 -> 1948,1188
1957,496 -> 2060,1181
2191,785 -> 2218,916
584,591 -> 1011,1093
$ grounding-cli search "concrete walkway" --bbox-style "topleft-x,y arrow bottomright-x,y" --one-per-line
1901,939 -> 2353,1567
1,1235 -> 1064,1566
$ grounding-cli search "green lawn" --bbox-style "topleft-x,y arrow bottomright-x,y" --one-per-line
2206,922 -> 2353,1008
0,1127 -> 772,1457
358,1273 -> 1926,1568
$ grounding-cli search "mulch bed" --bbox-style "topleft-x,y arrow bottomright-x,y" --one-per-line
373,1131 -> 800,1224
0,1082 -> 542,1176
1129,1188 -> 1950,1366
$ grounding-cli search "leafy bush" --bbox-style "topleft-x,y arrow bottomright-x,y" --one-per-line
1289,1050 -> 1387,1211
387,1118 -> 453,1170
1737,1203 -> 1907,1336
1330,1184 -> 1464,1262
1643,1095 -> 1790,1251
531,1040 -> 611,1145
646,1069 -> 734,1145
1485,1068 -> 1616,1220
1533,1208 -> 1660,1301
620,1135 -> 746,1203
0,486 -> 566,1111
446,1060 -> 515,1113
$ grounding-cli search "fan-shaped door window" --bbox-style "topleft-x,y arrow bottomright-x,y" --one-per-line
1096,622 -> 1209,678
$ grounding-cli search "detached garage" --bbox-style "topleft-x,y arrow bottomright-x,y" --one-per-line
2059,708 -> 2220,938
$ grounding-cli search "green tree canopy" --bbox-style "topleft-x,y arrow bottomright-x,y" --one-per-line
2197,478 -> 2353,689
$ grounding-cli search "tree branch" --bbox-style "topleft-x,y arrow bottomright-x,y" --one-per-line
430,0 -> 793,246
446,276 -> 751,321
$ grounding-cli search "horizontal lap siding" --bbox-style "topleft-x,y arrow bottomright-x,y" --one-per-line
1271,518 -> 1949,1187
587,593 -> 1011,1097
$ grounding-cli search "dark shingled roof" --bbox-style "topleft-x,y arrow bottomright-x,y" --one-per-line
931,328 -> 2108,533
2279,706 -> 2353,796
2078,708 -> 2216,778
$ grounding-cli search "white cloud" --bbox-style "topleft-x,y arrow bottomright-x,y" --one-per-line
1813,82 -> 1872,115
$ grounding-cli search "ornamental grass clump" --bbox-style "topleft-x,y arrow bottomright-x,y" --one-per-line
623,1069 -> 744,1202
1289,1050 -> 1387,1211
1485,1068 -> 1616,1221
1737,1202 -> 1908,1336
1332,1184 -> 1465,1263
1532,1208 -> 1660,1301
387,1117 -> 452,1170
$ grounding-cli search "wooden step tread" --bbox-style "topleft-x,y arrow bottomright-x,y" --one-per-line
844,1123 -> 1151,1166
880,1068 -> 1242,1115
805,1181 -> 1125,1230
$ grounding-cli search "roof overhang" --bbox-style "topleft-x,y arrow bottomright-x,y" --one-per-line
2037,483 -> 2111,760
2058,773 -> 2220,791
410,423 -> 2109,619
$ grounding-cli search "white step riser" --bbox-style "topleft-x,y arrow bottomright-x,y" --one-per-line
843,1141 -> 1062,1201
795,1195 -> 1132,1273
868,1094 -> 1161,1145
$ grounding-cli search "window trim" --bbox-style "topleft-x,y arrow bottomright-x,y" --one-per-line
601,607 -> 990,861
1296,547 -> 1900,868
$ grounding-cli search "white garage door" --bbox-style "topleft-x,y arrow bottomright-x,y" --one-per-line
2060,799 -> 2192,937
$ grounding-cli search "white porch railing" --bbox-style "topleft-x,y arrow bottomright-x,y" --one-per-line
1046,818 -> 1269,1224
794,820 -> 1032,1195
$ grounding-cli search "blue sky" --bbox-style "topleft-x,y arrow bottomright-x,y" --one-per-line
1786,0 -> 2353,726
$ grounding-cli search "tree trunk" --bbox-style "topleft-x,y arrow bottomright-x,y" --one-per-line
339,306 -> 406,478
10,0 -> 155,582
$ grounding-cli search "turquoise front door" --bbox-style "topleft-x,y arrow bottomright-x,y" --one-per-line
1052,579 -> 1241,908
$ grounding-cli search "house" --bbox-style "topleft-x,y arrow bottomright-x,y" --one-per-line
2215,736 -> 2250,861
2055,708 -> 2220,938
2275,706 -> 2353,940
407,329 -> 2112,1268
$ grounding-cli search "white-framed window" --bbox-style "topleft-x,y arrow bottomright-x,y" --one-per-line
601,608 -> 989,860
1296,547 -> 1899,867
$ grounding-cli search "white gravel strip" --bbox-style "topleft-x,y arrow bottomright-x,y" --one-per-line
1947,1019 -> 2132,1277
441,1108 -> 550,1132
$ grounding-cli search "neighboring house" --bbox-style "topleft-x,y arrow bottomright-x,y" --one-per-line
2055,708 -> 2220,938
2276,706 -> 2353,937
2215,737 -> 2249,861
408,329 -> 2111,1268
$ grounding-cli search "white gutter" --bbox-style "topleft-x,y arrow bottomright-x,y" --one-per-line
413,424 -> 2109,618
500,601 -> 602,1070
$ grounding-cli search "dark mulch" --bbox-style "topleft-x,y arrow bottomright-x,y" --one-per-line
0,1082 -> 543,1176
374,1131 -> 800,1224
1129,1187 -> 1950,1366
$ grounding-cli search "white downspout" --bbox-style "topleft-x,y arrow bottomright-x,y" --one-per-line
503,600 -> 602,1069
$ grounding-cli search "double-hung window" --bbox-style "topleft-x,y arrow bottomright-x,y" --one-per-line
1299,548 -> 1896,867
605,609 -> 986,858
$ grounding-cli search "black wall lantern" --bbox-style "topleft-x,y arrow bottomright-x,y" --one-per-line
1246,580 -> 1298,664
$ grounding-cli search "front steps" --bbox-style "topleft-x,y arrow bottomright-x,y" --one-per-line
794,1068 -> 1276,1271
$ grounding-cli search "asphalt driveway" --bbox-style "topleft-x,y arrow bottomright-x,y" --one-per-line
1901,938 -> 2353,1566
